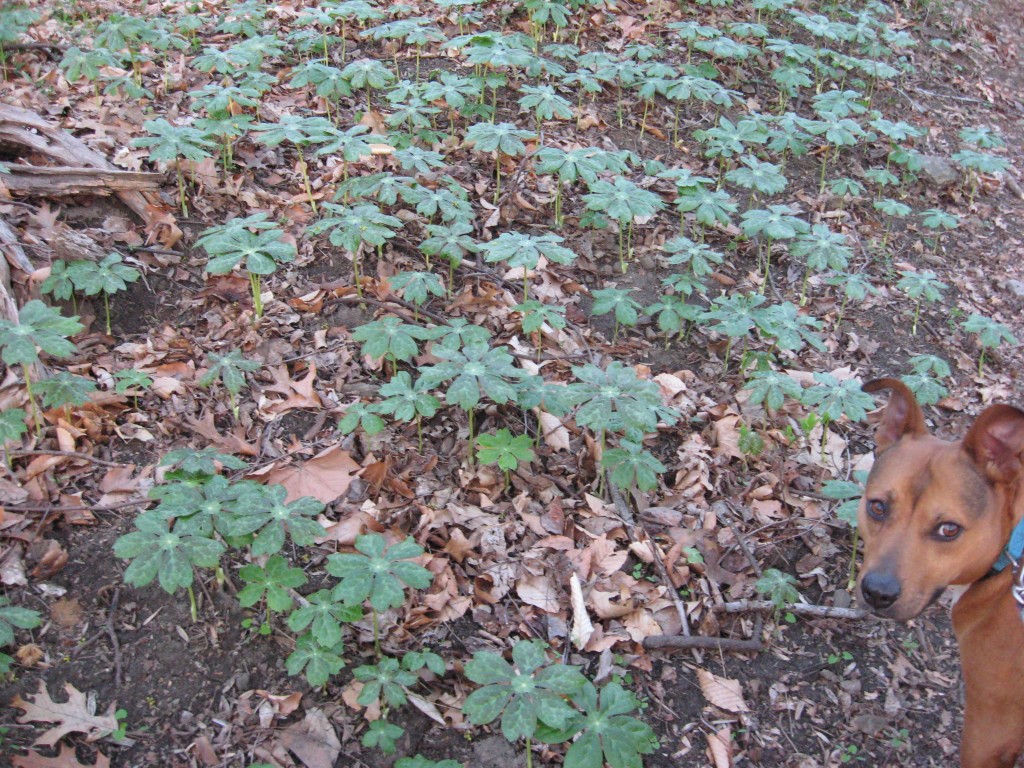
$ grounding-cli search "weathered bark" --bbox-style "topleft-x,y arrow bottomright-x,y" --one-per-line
0,218 -> 29,322
3,166 -> 162,196
0,103 -> 158,223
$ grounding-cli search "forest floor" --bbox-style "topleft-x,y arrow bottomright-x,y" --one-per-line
1,0 -> 1024,766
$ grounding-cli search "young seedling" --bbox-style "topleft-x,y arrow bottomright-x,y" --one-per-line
590,286 -> 641,340
286,632 -> 346,687
962,313 -> 1018,376
67,253 -> 140,334
513,300 -> 567,357
476,428 -> 536,491
389,271 -> 446,318
478,231 -> 576,300
134,118 -> 215,215
375,371 -> 442,451
582,177 -> 664,272
895,270 -> 947,336
535,680 -> 659,768
919,208 -> 959,253
602,439 -> 666,492
754,568 -> 800,623
287,589 -> 363,651
0,408 -> 27,467
800,372 -> 876,460
113,369 -> 153,408
463,639 -> 587,768
872,197 -> 912,248
789,223 -> 852,305
821,473 -> 869,589
35,372 -> 97,421
464,122 -> 537,203
739,204 -> 809,293
113,510 -> 227,621
0,301 -> 83,434
311,203 -> 401,295
199,220 -> 297,317
327,533 -> 433,651
198,348 -> 260,419
237,555 -> 307,635
417,341 -> 522,466
253,115 -> 338,212
350,316 -> 433,377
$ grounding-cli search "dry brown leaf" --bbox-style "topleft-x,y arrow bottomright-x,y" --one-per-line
516,572 -> 559,612
12,682 -> 119,746
569,573 -> 594,650
696,668 -> 749,713
706,726 -> 733,768
264,445 -> 361,504
279,708 -> 341,768
538,410 -> 571,451
50,598 -> 83,628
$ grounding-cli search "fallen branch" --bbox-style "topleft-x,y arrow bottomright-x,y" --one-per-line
713,600 -> 868,620
4,166 -> 163,196
0,103 -> 157,223
644,634 -> 763,652
0,217 -> 31,322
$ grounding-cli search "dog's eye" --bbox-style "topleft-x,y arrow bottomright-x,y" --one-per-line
866,499 -> 888,520
935,522 -> 963,541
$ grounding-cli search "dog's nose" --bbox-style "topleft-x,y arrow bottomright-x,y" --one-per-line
861,572 -> 901,610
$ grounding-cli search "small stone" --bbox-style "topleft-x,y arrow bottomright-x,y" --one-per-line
1007,279 -> 1024,298
917,154 -> 960,187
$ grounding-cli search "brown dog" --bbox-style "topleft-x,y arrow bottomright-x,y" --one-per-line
858,378 -> 1024,768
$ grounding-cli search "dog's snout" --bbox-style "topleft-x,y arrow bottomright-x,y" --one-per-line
861,572 -> 902,611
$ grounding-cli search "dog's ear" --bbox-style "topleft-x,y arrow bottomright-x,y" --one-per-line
963,404 -> 1024,483
863,378 -> 928,451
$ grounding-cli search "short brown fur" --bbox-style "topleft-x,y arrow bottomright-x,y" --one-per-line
859,378 -> 1024,768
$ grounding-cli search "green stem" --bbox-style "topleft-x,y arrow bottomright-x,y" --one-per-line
103,291 -> 111,335
250,272 -> 264,317
22,364 -> 41,436
847,527 -> 860,592
373,608 -> 380,656
467,408 -> 476,468
188,584 -> 198,622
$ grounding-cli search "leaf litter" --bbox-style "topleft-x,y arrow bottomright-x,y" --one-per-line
0,0 -> 1022,766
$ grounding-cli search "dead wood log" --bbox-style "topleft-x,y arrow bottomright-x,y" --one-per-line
4,166 -> 162,196
0,218 -> 28,322
0,103 -> 157,224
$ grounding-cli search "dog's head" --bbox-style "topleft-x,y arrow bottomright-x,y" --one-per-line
857,378 -> 1024,620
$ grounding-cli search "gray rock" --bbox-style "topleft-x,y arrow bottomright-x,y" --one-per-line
917,154 -> 960,187
1008,279 -> 1024,298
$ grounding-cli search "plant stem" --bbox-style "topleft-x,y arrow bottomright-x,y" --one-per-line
22,364 -> 42,435
846,527 -> 860,592
188,584 -> 198,622
250,273 -> 264,317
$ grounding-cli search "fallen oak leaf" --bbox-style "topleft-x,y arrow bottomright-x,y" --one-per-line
279,708 -> 341,768
696,668 -> 749,713
11,681 -> 119,746
265,445 -> 361,504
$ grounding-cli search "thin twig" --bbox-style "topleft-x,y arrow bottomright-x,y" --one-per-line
607,480 -> 692,637
106,588 -> 123,688
8,449 -> 134,469
713,600 -> 867,620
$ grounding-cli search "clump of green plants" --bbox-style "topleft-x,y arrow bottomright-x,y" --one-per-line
463,638 -> 657,768
41,253 -> 141,334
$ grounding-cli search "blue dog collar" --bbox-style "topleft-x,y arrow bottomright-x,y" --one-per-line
992,517 -> 1024,573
